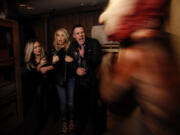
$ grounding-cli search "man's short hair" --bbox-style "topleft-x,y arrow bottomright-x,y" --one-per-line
71,24 -> 85,35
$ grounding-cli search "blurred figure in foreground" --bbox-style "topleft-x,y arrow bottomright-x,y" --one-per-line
99,0 -> 180,135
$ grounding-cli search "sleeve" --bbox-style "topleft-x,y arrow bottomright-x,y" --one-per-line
67,43 -> 75,57
46,50 -> 53,65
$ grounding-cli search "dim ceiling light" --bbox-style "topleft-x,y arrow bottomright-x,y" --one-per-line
27,6 -> 34,10
18,3 -> 26,7
80,2 -> 84,6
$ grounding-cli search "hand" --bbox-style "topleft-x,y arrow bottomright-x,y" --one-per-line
52,55 -> 59,64
78,45 -> 85,57
65,55 -> 74,62
76,67 -> 86,76
39,67 -> 48,74
37,57 -> 47,71
40,57 -> 47,66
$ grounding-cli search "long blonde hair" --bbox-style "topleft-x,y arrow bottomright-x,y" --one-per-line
24,39 -> 45,70
53,28 -> 70,51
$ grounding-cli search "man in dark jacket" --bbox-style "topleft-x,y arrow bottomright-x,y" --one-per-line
67,24 -> 102,135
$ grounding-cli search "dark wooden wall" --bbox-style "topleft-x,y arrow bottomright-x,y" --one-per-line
47,6 -> 103,48
19,18 -> 45,65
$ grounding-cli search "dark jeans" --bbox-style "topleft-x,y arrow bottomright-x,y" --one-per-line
56,77 -> 75,121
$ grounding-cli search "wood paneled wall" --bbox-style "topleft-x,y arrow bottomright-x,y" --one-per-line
165,0 -> 180,67
47,9 -> 102,48
20,19 -> 45,45
19,18 -> 45,65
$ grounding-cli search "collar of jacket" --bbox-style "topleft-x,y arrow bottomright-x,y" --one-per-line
73,37 -> 91,48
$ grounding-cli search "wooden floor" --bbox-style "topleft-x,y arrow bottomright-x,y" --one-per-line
0,110 -> 129,135
0,105 -> 107,135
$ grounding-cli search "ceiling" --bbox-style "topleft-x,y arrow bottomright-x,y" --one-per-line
1,0 -> 107,17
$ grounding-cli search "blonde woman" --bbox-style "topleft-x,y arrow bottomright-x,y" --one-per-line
24,39 -> 46,71
24,39 -> 53,134
24,39 -> 55,74
51,28 -> 75,134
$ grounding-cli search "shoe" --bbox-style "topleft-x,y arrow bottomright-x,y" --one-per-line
61,121 -> 68,134
69,120 -> 75,132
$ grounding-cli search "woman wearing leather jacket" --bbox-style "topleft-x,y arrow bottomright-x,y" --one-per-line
50,28 -> 75,134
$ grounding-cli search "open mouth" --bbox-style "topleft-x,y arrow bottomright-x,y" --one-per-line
58,40 -> 63,44
79,37 -> 84,41
36,51 -> 41,55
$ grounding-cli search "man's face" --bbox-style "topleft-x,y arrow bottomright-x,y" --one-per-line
73,27 -> 86,46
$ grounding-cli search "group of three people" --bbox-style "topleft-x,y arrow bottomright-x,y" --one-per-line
24,24 -> 102,135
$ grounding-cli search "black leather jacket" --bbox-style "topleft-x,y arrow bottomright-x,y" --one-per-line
67,37 -> 102,86
47,47 -> 67,86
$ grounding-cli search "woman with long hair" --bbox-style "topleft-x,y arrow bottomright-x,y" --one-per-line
51,28 -> 75,134
24,39 -> 45,71
24,39 -> 53,134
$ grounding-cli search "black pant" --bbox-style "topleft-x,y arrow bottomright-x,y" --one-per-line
74,78 -> 105,135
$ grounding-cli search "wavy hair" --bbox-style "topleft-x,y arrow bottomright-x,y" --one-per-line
24,39 -> 45,70
53,28 -> 70,51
